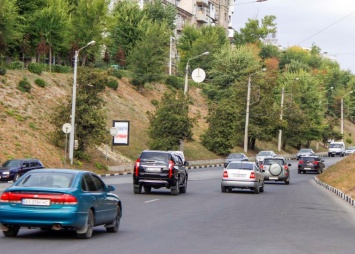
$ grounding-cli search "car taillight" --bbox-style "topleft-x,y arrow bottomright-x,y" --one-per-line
299,160 -> 304,164
259,164 -> 264,169
168,160 -> 174,178
223,171 -> 228,178
135,158 -> 140,176
0,192 -> 77,205
250,172 -> 255,179
284,165 -> 289,170
313,161 -> 319,165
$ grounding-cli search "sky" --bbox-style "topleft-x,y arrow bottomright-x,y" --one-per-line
231,0 -> 355,73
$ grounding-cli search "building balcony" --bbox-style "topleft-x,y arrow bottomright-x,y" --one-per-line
196,0 -> 209,6
196,11 -> 208,23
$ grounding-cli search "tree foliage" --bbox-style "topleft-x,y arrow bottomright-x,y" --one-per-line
51,68 -> 109,157
147,91 -> 195,150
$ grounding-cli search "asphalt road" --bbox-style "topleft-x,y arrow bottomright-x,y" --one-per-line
0,157 -> 355,254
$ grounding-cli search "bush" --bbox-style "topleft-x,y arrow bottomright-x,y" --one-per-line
0,67 -> 6,75
107,79 -> 119,90
52,65 -> 71,73
8,61 -> 24,70
165,75 -> 184,90
131,77 -> 144,87
28,63 -> 43,75
18,77 -> 31,93
34,78 -> 46,88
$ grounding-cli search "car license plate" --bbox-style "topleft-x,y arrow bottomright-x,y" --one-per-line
146,167 -> 161,172
232,173 -> 246,178
304,168 -> 311,170
22,198 -> 50,206
269,177 -> 278,180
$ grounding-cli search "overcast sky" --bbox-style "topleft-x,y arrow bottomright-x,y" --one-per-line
231,0 -> 355,73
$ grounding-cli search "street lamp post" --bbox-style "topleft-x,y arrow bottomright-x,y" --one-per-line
341,90 -> 353,141
69,40 -> 96,165
244,69 -> 265,152
184,52 -> 209,95
277,77 -> 299,152
169,36 -> 175,75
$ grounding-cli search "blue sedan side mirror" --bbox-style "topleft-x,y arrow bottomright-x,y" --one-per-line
108,185 -> 115,192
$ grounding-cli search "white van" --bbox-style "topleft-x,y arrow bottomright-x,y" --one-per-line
328,141 -> 345,157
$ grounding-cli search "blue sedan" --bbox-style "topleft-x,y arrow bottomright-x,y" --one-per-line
0,169 -> 122,239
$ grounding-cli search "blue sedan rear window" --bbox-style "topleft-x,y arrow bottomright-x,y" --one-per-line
17,172 -> 75,188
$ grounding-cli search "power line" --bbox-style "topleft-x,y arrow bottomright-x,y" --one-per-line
297,10 -> 355,45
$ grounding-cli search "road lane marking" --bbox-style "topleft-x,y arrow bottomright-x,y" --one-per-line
144,199 -> 160,203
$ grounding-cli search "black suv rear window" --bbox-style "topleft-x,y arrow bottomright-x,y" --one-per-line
140,152 -> 170,162
302,157 -> 316,161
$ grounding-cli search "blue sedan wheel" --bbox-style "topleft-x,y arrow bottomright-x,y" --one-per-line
77,209 -> 94,239
106,206 -> 121,233
3,225 -> 20,237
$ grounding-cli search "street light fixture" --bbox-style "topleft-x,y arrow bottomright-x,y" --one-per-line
341,90 -> 353,141
69,40 -> 96,165
244,68 -> 266,153
184,52 -> 209,95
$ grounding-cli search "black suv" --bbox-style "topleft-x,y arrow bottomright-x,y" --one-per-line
133,150 -> 189,195
0,159 -> 44,182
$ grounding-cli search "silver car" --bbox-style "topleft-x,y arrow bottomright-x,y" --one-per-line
296,148 -> 315,160
221,161 -> 264,194
224,153 -> 249,167
345,146 -> 355,156
255,151 -> 276,165
260,157 -> 291,185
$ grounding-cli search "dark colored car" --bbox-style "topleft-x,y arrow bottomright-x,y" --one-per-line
224,153 -> 249,167
259,157 -> 291,184
0,159 -> 44,182
133,150 -> 189,195
0,169 -> 122,238
298,156 -> 325,174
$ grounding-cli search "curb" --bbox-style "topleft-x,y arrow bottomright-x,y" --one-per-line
314,176 -> 355,208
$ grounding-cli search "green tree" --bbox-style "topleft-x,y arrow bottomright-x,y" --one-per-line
108,1 -> 145,66
70,0 -> 109,66
233,15 -> 277,46
147,91 -> 195,150
0,0 -> 21,55
127,20 -> 170,89
51,68 -> 109,157
33,0 -> 70,70
143,0 -> 176,30
177,25 -> 229,74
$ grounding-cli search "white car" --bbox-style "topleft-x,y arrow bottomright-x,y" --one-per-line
255,151 -> 276,165
345,146 -> 355,156
221,161 -> 264,194
296,148 -> 315,160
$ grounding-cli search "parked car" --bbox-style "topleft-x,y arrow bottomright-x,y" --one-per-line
328,141 -> 345,157
255,151 -> 276,165
259,157 -> 291,184
224,153 -> 249,167
133,150 -> 189,195
221,161 -> 264,194
298,156 -> 325,174
0,169 -> 122,238
345,146 -> 355,156
0,159 -> 44,182
296,149 -> 315,160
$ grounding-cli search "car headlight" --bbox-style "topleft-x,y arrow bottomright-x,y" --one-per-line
2,171 -> 10,175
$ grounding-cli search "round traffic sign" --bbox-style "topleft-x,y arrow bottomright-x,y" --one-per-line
62,123 -> 72,134
191,68 -> 206,83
